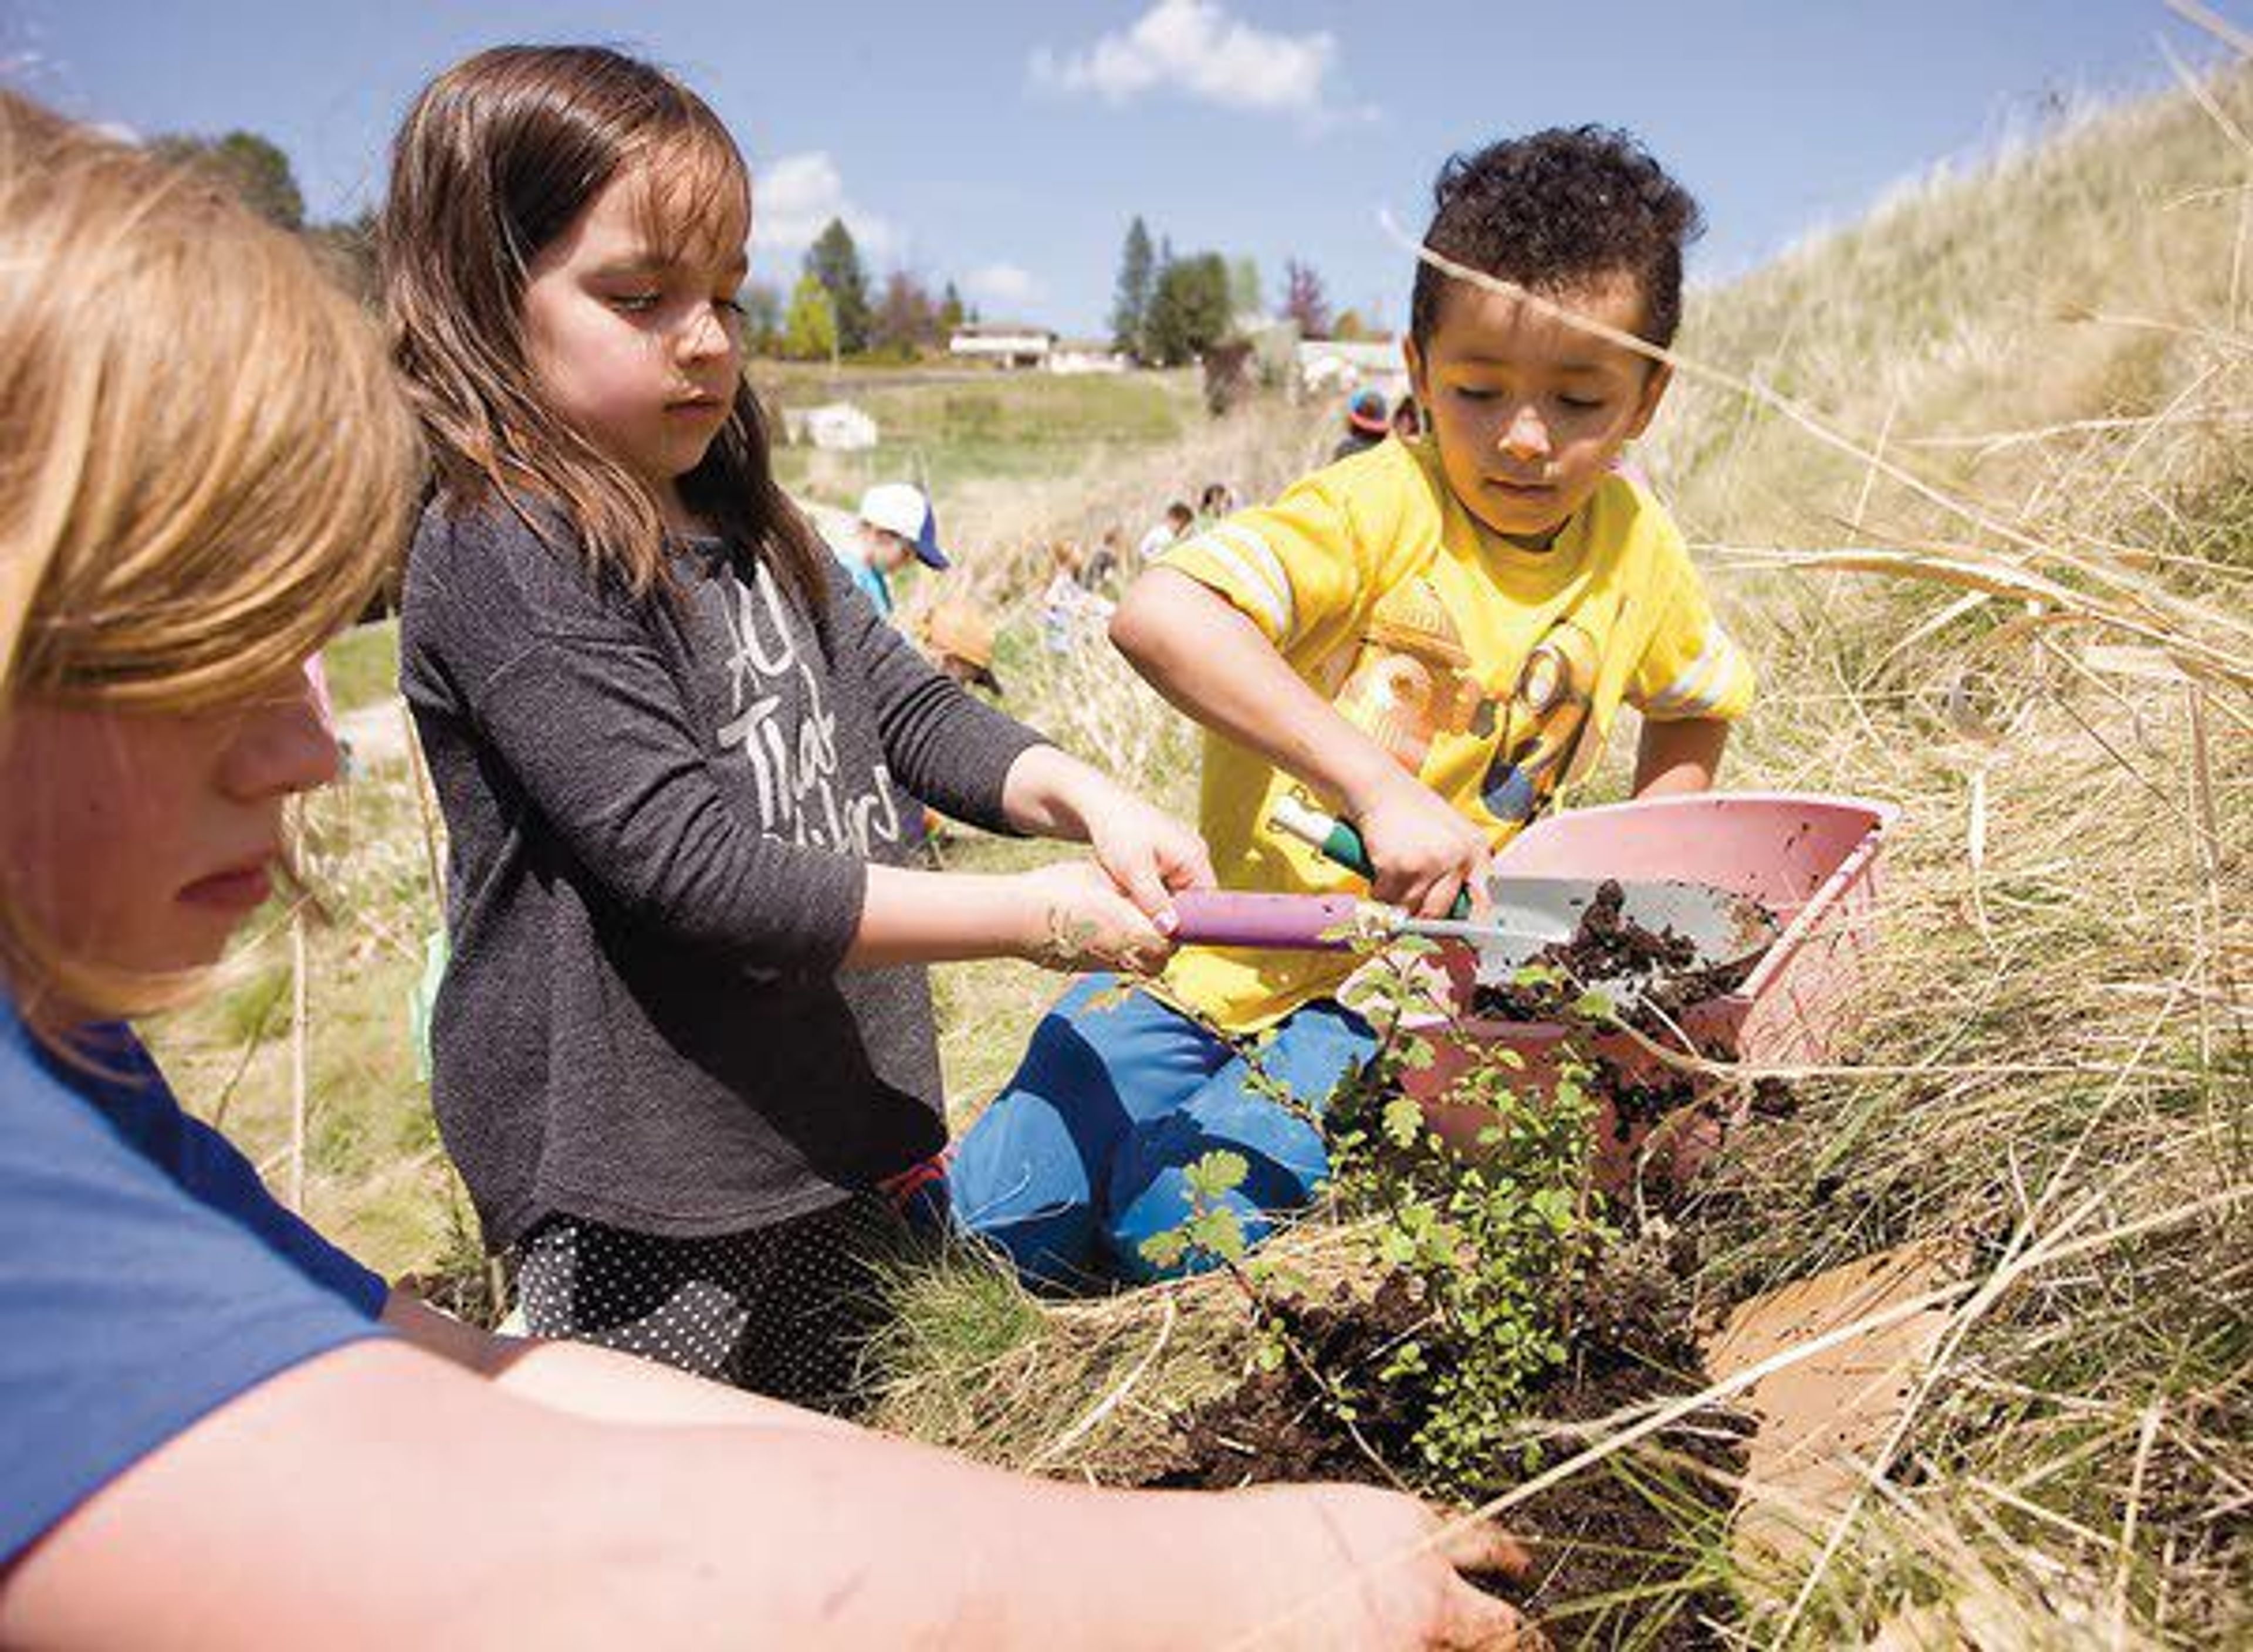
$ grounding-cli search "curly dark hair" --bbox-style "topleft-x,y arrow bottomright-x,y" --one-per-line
1409,126 -> 1704,353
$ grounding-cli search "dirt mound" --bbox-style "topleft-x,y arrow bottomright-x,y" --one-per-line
1142,1259 -> 1750,1648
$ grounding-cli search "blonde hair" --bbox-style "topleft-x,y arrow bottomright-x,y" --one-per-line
0,91 -> 420,1022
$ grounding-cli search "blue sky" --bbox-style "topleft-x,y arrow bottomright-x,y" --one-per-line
9,2 -> 2220,336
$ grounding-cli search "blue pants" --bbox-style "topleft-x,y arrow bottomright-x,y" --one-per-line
947,976 -> 1378,1287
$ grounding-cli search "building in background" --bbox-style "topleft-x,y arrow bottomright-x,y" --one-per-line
948,322 -> 1056,370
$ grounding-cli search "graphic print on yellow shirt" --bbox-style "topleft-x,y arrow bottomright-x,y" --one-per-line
1484,617 -> 1602,824
1156,438 -> 1754,1034
1332,574 -> 1489,773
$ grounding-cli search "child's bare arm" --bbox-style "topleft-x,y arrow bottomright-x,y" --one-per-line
1112,569 -> 1490,917
996,744 -> 1216,920
0,1339 -> 1541,1650
381,1291 -> 861,1434
1632,716 -> 1730,796
847,861 -> 1173,973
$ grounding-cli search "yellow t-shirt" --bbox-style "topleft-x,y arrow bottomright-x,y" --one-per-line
1156,436 -> 1755,1034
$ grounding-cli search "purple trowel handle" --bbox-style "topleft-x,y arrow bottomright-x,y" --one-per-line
1170,891 -> 1364,951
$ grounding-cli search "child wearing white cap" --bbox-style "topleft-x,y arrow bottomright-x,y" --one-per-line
835,480 -> 950,618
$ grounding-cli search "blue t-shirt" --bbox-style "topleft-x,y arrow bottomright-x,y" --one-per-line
1,1002 -> 390,1566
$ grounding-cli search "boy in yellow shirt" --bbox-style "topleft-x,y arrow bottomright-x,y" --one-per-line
950,127 -> 1755,1286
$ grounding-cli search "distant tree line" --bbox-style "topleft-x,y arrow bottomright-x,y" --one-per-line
150,127 -> 1385,369
1105,218 -> 1379,368
146,128 -> 986,365
756,218 -> 970,363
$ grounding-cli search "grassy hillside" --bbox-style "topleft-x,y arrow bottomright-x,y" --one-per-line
146,57 -> 2248,1648
757,360 -> 1207,507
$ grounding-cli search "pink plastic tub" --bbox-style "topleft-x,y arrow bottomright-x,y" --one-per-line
1404,793 -> 1900,1187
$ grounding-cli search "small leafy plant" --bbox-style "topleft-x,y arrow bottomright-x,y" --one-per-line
1138,939 -> 1621,1497
1136,1148 -> 1251,1274
1328,1032 -> 1611,1491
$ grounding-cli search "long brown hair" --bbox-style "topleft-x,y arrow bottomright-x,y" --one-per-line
0,90 -> 417,1026
379,45 -> 828,611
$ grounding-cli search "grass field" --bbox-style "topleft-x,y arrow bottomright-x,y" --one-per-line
144,59 -> 2250,1647
757,360 -> 1206,507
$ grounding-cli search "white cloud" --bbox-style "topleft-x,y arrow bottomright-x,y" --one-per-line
965,262 -> 1042,311
1029,0 -> 1361,121
750,150 -> 898,260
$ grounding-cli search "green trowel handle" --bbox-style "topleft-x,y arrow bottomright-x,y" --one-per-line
1268,795 -> 1475,919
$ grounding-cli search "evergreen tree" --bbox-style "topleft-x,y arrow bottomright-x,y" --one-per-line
149,130 -> 305,230
736,281 -> 784,356
938,281 -> 966,334
782,273 -> 838,361
804,218 -> 871,354
1109,216 -> 1155,358
1142,252 -> 1232,367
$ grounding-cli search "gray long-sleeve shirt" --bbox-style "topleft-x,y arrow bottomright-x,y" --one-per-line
401,497 -> 1044,1250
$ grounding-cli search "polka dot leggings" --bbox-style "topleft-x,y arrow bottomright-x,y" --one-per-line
515,1194 -> 906,1413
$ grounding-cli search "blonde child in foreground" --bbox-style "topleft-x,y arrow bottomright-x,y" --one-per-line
952,127 -> 1756,1286
0,90 -> 1545,1650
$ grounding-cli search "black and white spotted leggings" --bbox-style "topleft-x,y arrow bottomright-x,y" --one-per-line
515,1194 -> 906,1413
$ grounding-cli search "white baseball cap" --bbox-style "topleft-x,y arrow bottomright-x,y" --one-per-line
857,483 -> 950,570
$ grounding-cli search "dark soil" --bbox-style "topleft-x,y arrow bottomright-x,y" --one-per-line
1470,879 -> 1765,1038
1594,1059 -> 1701,1142
1141,1257 -> 1750,1648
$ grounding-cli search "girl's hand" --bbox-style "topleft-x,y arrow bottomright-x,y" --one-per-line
1015,860 -> 1176,975
1345,771 -> 1493,919
1243,1484 -> 1547,1650
1085,794 -> 1216,927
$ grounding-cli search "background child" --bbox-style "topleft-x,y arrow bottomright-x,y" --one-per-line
1332,387 -> 1391,462
1041,537 -> 1108,653
381,46 -> 1211,1406
820,480 -> 950,620
951,126 -> 1757,1287
0,94 -> 1538,1648
1137,499 -> 1195,569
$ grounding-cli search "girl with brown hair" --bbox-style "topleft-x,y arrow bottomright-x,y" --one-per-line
0,86 -> 1538,1650
380,45 -> 1215,1405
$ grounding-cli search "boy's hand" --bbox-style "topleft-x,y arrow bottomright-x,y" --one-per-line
1347,773 -> 1494,918
1014,860 -> 1177,975
1085,795 -> 1216,929
1246,1484 -> 1547,1650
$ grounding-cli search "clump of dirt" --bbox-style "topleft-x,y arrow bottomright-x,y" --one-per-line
1142,1260 -> 1749,1649
1470,879 -> 1765,1036
1594,1058 -> 1701,1142
1748,1076 -> 1800,1119
1155,1274 -> 1434,1482
1627,952 -> 1761,1032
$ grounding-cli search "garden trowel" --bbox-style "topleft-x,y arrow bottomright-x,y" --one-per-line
1168,796 -> 1781,1002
